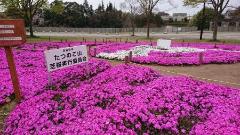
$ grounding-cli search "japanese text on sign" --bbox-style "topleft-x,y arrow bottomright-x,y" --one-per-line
0,25 -> 15,28
44,45 -> 89,72
0,19 -> 26,47
0,30 -> 14,34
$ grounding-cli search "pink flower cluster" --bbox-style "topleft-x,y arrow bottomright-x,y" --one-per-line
0,45 -> 110,105
172,42 -> 240,51
4,64 -> 240,134
133,50 -> 240,65
1,42 -> 240,134
90,41 -> 240,65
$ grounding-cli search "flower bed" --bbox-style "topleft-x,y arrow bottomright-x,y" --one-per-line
94,42 -> 240,65
4,64 -> 240,134
133,50 -> 240,65
0,46 -> 110,105
1,42 -> 240,134
1,41 -> 240,104
172,42 -> 240,51
97,45 -> 205,61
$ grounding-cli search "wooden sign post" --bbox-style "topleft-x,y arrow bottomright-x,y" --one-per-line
0,19 -> 26,102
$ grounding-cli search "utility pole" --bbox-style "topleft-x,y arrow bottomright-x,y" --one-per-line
200,1 -> 206,40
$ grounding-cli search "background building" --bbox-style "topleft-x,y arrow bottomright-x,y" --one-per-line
158,12 -> 172,21
173,13 -> 187,22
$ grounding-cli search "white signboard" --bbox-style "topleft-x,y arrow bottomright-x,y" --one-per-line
44,45 -> 89,72
157,39 -> 171,49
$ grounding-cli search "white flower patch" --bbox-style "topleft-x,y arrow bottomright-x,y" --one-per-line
97,45 -> 205,60
155,46 -> 205,53
97,50 -> 130,60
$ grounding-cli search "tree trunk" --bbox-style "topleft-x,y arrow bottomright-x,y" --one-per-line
29,20 -> 34,37
131,18 -> 135,36
147,15 -> 150,38
132,26 -> 135,36
29,5 -> 34,37
212,15 -> 218,41
200,2 -> 206,40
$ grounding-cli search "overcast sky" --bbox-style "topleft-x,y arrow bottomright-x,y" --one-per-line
47,0 -> 240,16
0,0 -> 238,15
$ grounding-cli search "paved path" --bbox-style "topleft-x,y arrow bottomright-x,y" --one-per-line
32,31 -> 240,40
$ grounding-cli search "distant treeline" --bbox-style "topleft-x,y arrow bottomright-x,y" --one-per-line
40,0 -> 165,28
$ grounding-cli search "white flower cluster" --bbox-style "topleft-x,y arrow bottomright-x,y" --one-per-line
97,45 -> 205,60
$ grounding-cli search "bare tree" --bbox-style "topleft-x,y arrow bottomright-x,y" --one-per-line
136,0 -> 162,38
184,0 -> 206,40
210,0 -> 230,41
1,0 -> 47,37
121,0 -> 139,36
184,0 -> 231,41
